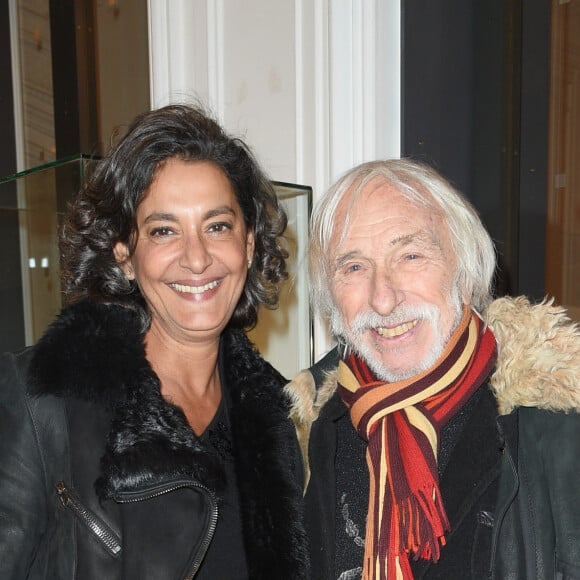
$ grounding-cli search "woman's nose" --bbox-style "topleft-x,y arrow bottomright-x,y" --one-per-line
179,233 -> 212,272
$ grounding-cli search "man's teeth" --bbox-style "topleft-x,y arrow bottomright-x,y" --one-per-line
377,319 -> 418,338
171,281 -> 219,294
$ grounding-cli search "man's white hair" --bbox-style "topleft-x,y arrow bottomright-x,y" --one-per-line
308,158 -> 497,319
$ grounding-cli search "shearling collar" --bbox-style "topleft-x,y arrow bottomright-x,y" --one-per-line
287,296 -> 580,453
485,296 -> 580,414
286,296 -> 580,492
28,300 -> 149,410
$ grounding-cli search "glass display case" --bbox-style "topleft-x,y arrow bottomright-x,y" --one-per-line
248,182 -> 313,378
0,154 -> 96,353
0,159 -> 313,376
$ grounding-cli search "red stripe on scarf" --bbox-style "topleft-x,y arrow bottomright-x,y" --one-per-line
337,307 -> 497,580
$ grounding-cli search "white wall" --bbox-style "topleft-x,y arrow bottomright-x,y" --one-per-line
147,0 -> 401,368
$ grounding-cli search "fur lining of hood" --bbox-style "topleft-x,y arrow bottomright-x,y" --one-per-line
286,296 -> 580,466
485,296 -> 580,415
286,296 -> 580,487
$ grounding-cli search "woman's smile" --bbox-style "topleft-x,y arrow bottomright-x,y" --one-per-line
115,159 -> 254,342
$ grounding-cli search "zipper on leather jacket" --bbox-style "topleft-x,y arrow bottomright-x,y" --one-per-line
115,480 -> 218,580
55,481 -> 122,557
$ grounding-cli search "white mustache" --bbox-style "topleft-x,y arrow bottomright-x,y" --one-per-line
350,304 -> 439,333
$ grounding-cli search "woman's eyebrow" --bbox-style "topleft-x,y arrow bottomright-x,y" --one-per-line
203,206 -> 236,220
142,206 -> 236,224
143,212 -> 176,224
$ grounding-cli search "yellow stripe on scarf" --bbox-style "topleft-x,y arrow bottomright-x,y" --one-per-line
350,317 -> 478,436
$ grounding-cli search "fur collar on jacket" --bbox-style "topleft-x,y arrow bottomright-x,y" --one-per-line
26,299 -> 309,578
29,301 -> 288,498
286,296 -> 580,461
484,296 -> 580,414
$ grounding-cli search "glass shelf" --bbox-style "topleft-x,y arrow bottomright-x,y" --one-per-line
0,155 -> 97,352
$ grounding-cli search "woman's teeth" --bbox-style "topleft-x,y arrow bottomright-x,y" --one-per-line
170,280 -> 219,294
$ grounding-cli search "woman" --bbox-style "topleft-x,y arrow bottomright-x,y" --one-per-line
0,104 -> 309,579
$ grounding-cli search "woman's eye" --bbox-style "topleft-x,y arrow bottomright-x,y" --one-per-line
208,222 -> 232,233
149,226 -> 174,237
404,253 -> 420,261
345,263 -> 361,273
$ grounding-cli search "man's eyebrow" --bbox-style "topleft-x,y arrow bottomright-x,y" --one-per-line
334,251 -> 361,269
332,230 -> 443,269
390,230 -> 441,249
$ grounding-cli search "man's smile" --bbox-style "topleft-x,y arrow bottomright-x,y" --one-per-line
376,319 -> 419,338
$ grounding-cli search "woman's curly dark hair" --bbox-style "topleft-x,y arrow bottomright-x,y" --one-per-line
61,103 -> 288,330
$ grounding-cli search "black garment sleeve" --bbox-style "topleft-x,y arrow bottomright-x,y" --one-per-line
0,351 -> 49,579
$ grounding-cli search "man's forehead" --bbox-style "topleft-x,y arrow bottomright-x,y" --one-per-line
330,180 -> 450,253
334,180 -> 430,232
343,177 -> 400,206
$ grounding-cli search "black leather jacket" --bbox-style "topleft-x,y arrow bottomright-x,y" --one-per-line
0,300 -> 309,579
493,407 -> 580,580
298,379 -> 580,579
287,297 -> 580,579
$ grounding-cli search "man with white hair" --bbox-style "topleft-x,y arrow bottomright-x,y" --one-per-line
287,159 -> 580,580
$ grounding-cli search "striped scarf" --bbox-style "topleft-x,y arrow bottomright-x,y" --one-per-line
337,307 -> 497,579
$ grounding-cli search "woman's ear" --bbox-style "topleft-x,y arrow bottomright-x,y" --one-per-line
246,229 -> 255,266
113,241 -> 134,280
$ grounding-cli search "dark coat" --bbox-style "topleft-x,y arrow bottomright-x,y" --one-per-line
286,296 -> 580,579
0,300 -> 309,580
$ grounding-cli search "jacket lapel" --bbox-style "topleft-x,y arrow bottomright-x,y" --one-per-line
412,385 -> 503,578
439,385 -> 503,528
29,301 -> 309,578
222,329 -> 310,579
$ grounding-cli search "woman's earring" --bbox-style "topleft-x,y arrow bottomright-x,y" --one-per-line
247,259 -> 252,268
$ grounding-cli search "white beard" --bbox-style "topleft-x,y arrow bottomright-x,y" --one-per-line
331,285 -> 464,382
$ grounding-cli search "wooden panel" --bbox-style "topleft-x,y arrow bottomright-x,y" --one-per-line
94,0 -> 150,150
546,0 -> 580,321
17,0 -> 55,168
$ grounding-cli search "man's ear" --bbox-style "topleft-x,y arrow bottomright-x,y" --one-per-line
113,241 -> 134,280
461,280 -> 472,305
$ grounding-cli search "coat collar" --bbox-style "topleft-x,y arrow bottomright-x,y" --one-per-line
27,299 -> 309,579
485,296 -> 580,414
26,299 -> 286,499
287,295 -> 580,426
286,295 -> 580,486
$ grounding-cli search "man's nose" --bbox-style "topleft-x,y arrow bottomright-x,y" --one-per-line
369,269 -> 404,315
179,233 -> 212,272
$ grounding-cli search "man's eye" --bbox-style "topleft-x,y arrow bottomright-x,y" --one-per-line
405,253 -> 420,261
345,263 -> 361,273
